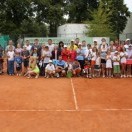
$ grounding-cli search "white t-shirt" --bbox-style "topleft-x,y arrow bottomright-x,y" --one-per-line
45,64 -> 55,71
25,45 -> 32,51
95,57 -> 101,66
46,44 -> 55,52
91,52 -> 96,61
120,52 -> 128,63
113,56 -> 120,65
42,50 -> 52,63
7,51 -> 15,61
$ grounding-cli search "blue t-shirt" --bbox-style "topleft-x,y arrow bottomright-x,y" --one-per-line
15,56 -> 22,64
56,60 -> 66,68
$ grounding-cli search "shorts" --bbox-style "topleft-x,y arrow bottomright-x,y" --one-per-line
23,60 -> 29,67
101,59 -> 106,64
94,65 -> 100,70
113,65 -> 120,74
91,60 -> 95,66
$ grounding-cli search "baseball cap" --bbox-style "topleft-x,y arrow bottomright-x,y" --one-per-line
64,45 -> 67,48
126,38 -> 130,41
71,39 -> 75,42
49,60 -> 52,63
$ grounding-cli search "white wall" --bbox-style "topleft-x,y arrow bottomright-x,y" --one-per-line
57,24 -> 88,38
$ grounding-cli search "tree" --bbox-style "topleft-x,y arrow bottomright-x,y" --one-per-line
86,1 -> 115,38
34,0 -> 66,37
102,0 -> 130,39
86,0 -> 130,39
66,0 -> 99,23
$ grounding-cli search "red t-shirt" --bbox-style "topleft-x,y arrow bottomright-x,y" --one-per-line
61,49 -> 70,61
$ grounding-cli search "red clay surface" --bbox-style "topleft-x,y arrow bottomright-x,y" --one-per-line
0,75 -> 132,132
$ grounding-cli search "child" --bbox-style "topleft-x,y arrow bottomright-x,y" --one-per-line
72,59 -> 81,77
113,51 -> 121,78
91,47 -> 97,77
45,60 -> 55,78
83,59 -> 92,79
14,52 -> 22,76
21,46 -> 30,74
66,60 -> 73,78
120,48 -> 128,78
94,52 -> 101,77
7,47 -> 15,75
106,51 -> 112,78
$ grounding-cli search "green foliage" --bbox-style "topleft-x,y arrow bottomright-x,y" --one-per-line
66,0 -> 99,23
86,0 -> 130,39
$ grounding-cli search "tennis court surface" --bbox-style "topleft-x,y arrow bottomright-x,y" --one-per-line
0,76 -> 132,132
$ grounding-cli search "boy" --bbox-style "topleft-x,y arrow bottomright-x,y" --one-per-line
14,52 -> 22,76
45,60 -> 55,78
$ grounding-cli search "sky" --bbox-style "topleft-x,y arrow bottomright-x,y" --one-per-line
124,0 -> 132,12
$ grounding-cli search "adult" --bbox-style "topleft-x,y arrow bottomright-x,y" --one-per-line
68,40 -> 78,50
25,56 -> 40,79
51,45 -> 61,60
46,39 -> 54,52
58,41 -> 64,53
76,43 -> 85,70
61,45 -> 70,62
55,55 -> 67,78
5,40 -> 15,52
124,38 -> 131,52
31,39 -> 41,60
25,40 -> 32,52
75,38 -> 80,47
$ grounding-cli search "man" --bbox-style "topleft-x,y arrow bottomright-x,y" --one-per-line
61,45 -> 70,62
25,40 -> 32,52
46,39 -> 54,52
124,38 -> 131,52
31,39 -> 42,63
5,40 -> 15,53
55,55 -> 67,78
68,40 -> 78,50
75,38 -> 80,47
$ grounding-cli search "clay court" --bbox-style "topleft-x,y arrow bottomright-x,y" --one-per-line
0,75 -> 132,132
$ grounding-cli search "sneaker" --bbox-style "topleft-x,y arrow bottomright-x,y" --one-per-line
121,75 -> 123,78
86,75 -> 88,78
46,75 -> 49,78
124,75 -> 126,78
56,73 -> 59,78
103,75 -> 105,78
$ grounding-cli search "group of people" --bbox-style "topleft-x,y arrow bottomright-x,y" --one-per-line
0,37 -> 132,79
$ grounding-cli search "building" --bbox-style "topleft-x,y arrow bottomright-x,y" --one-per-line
57,24 -> 88,38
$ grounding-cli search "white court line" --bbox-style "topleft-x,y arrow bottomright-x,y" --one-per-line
0,109 -> 132,112
70,78 -> 79,110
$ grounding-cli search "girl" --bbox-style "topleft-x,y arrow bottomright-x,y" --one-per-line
25,56 -> 40,79
113,51 -> 121,78
91,47 -> 97,77
7,47 -> 15,75
120,48 -> 128,78
83,59 -> 92,79
94,52 -> 101,78
14,52 -> 22,76
99,42 -> 108,77
106,51 -> 112,78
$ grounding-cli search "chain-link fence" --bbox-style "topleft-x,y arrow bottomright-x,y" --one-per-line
120,33 -> 132,40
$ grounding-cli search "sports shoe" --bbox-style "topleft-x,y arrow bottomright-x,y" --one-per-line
56,73 -> 59,78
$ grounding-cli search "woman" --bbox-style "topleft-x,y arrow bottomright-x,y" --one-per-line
25,56 -> 40,79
